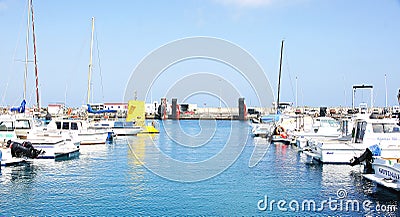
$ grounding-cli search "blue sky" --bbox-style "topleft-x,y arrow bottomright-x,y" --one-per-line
0,0 -> 399,108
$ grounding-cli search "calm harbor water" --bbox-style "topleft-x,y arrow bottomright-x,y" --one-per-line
0,120 -> 399,216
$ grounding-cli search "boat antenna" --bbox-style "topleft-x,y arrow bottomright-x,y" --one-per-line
276,40 -> 284,113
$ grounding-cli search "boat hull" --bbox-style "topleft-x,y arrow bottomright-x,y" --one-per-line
271,135 -> 291,145
363,158 -> 400,191
27,139 -> 80,160
0,148 -> 28,166
78,132 -> 109,145
304,141 -> 400,164
112,127 -> 142,136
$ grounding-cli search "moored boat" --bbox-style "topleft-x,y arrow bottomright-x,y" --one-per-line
303,117 -> 400,164
363,157 -> 400,191
294,116 -> 342,150
48,119 -> 109,145
0,146 -> 28,167
90,120 -> 142,137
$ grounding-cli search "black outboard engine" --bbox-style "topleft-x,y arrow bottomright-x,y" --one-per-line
6,140 -> 44,159
350,147 -> 376,174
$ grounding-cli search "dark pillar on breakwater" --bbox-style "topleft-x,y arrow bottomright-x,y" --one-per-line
160,97 -> 167,120
171,98 -> 178,120
238,98 -> 246,121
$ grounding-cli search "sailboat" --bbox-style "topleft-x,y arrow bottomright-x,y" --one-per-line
85,17 -> 117,115
250,40 -> 292,144
10,0 -> 40,114
1,0 -> 80,163
269,40 -> 292,145
84,18 -> 153,136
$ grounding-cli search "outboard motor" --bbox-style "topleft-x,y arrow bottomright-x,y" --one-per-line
350,144 -> 381,174
6,140 -> 44,159
106,132 -> 114,143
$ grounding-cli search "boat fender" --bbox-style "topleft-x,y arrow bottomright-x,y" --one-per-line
106,132 -> 114,142
67,108 -> 72,116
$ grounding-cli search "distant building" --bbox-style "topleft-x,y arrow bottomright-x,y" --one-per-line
179,103 -> 197,114
47,103 -> 64,115
88,103 -> 105,111
104,102 -> 128,112
145,102 -> 159,115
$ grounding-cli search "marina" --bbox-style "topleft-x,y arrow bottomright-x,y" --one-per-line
0,0 -> 399,215
1,120 -> 399,216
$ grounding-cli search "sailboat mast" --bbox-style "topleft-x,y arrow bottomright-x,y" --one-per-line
30,0 -> 40,111
384,74 -> 387,108
24,0 -> 31,101
87,17 -> 95,105
276,40 -> 284,112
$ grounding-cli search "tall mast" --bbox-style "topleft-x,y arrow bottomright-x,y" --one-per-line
295,76 -> 298,107
87,17 -> 95,105
24,0 -> 31,100
30,0 -> 40,110
384,74 -> 387,108
276,40 -> 284,112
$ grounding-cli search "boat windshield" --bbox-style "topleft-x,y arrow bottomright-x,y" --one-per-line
320,119 -> 340,128
15,119 -> 31,129
372,123 -> 400,133
0,121 -> 14,131
114,121 -> 135,128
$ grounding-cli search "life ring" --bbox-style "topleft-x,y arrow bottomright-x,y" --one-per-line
280,132 -> 288,139
275,126 -> 285,135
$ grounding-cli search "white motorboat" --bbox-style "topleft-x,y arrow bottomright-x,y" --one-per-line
250,114 -> 282,138
27,127 -> 81,149
363,157 -> 400,191
0,147 -> 28,166
48,119 -> 110,145
295,117 -> 342,150
250,114 -> 280,137
90,120 -> 142,137
251,123 -> 273,138
303,117 -> 400,164
0,116 -> 79,160
18,138 -> 79,160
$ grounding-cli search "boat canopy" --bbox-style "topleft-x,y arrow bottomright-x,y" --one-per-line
87,104 -> 117,114
10,100 -> 26,113
260,114 -> 280,123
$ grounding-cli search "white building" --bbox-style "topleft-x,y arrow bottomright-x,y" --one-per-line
47,104 -> 64,116
104,102 -> 128,112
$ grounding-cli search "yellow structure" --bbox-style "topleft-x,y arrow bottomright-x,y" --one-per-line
126,100 -> 159,134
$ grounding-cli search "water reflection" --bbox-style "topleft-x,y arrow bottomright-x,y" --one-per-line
127,134 -> 158,197
0,163 -> 38,186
